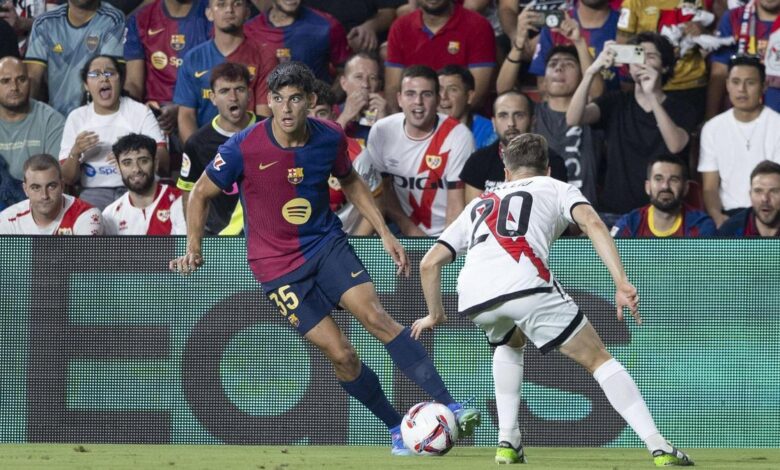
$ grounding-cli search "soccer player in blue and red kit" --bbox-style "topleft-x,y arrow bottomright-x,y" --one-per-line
170,62 -> 480,455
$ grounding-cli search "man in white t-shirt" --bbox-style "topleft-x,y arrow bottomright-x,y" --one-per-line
365,65 -> 475,236
0,153 -> 102,235
699,55 -> 780,227
412,134 -> 694,467
102,133 -> 185,236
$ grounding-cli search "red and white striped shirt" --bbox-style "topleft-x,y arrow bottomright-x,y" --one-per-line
0,194 -> 103,235
101,183 -> 185,235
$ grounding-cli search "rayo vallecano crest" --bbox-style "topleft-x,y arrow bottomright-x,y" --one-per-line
425,154 -> 442,170
156,209 -> 171,222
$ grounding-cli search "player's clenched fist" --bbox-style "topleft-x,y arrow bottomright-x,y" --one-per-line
169,250 -> 203,275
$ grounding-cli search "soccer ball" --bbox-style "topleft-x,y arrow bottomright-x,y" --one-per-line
401,402 -> 458,455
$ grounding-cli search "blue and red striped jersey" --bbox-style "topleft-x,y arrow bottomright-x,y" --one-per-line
125,0 -> 212,103
612,204 -> 716,238
205,117 -> 353,282
245,6 -> 350,82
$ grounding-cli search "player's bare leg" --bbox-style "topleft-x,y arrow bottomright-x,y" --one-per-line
494,328 -> 528,464
304,315 -> 361,381
559,322 -> 693,466
340,282 -> 482,437
339,282 -> 403,344
304,314 -> 409,455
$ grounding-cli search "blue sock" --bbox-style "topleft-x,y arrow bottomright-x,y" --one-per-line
339,362 -> 402,429
385,327 -> 454,405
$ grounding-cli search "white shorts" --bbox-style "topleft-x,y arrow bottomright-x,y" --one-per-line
468,287 -> 587,354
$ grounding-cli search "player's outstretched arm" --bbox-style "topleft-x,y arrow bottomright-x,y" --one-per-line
339,169 -> 409,276
572,203 -> 641,324
169,174 -> 222,276
412,243 -> 453,339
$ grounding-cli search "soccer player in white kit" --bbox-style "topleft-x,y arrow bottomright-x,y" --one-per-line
412,134 -> 694,467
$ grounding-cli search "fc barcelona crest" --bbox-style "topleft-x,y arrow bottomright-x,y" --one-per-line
156,209 -> 171,223
287,167 -> 304,184
171,34 -> 186,51
425,154 -> 442,170
276,48 -> 292,62
447,41 -> 460,55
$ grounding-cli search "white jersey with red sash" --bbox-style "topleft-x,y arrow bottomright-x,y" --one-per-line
438,176 -> 589,314
102,183 -> 186,235
366,113 -> 475,236
0,194 -> 103,235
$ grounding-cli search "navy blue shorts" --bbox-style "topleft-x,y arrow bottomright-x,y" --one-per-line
261,235 -> 372,335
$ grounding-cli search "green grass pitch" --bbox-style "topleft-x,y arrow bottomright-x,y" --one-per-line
1,445 -> 778,470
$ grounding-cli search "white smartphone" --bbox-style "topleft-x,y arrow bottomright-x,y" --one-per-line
609,45 -> 645,64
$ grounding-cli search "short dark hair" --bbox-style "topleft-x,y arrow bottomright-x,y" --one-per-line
436,64 -> 474,91
728,54 -> 766,83
22,154 -> 61,180
267,61 -> 316,94
545,45 -> 579,67
493,90 -> 535,117
210,62 -> 250,89
647,155 -> 688,180
112,133 -> 157,161
401,65 -> 439,96
750,160 -> 780,181
629,32 -> 676,85
503,133 -> 548,174
312,79 -> 337,107
345,52 -> 381,73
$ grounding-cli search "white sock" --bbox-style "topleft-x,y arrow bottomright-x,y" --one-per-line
593,359 -> 672,453
493,344 -> 525,448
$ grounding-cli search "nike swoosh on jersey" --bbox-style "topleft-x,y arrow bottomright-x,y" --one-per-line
258,161 -> 279,170
148,28 -> 165,36
194,70 -> 208,78
351,270 -> 364,278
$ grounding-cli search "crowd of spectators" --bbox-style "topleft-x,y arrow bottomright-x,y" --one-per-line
0,0 -> 778,237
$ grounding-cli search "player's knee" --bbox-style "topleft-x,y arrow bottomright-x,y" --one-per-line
362,308 -> 402,340
329,344 -> 360,371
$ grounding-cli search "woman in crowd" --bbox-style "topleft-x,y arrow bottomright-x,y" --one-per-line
59,55 -> 168,211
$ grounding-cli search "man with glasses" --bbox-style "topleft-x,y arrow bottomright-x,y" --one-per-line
699,55 -> 780,227
23,0 -> 125,116
174,0 -> 275,144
